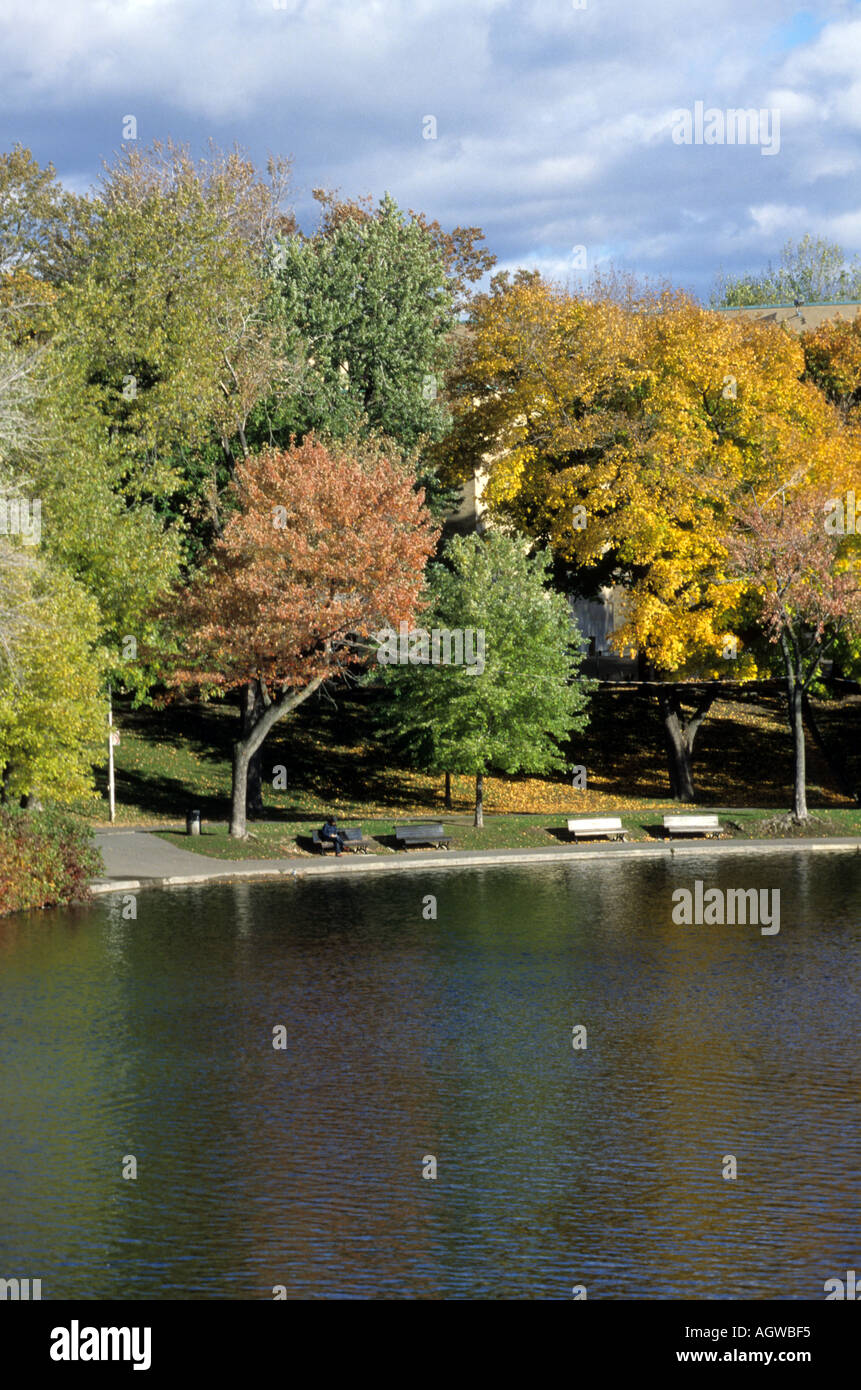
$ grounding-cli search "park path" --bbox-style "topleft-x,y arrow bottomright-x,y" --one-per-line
91,826 -> 861,896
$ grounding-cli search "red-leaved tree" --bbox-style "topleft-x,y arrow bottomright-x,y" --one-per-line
727,481 -> 861,821
162,435 -> 439,836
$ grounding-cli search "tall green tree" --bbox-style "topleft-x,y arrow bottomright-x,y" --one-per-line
0,147 -> 201,686
0,146 -> 75,469
713,235 -> 861,308
262,192 -> 487,513
13,143 -> 299,701
54,141 -> 295,527
372,531 -> 594,826
0,145 -> 84,309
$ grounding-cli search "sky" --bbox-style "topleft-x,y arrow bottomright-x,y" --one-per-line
2,0 -> 861,301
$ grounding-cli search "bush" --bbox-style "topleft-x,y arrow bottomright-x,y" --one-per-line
0,808 -> 103,916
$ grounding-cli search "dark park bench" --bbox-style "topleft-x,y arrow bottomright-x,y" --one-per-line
394,823 -> 452,850
311,827 -> 372,854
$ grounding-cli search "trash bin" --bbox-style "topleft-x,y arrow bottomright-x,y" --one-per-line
186,809 -> 201,836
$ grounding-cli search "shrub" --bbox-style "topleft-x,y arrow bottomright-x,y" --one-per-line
0,808 -> 103,916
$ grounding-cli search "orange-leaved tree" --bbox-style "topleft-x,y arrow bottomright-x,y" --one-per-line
161,435 -> 439,836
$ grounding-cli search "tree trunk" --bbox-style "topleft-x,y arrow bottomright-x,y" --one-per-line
661,698 -> 694,801
474,771 -> 484,828
444,772 -> 452,810
777,634 -> 809,822
790,684 -> 807,821
220,435 -> 237,477
802,692 -> 860,804
231,742 -> 251,840
230,674 -> 327,837
788,676 -> 808,822
241,680 -> 266,818
658,687 -> 716,802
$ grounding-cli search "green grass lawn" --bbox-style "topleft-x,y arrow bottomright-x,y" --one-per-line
78,680 -> 861,855
153,805 -> 861,860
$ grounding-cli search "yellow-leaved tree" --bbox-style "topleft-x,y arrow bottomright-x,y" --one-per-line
0,540 -> 106,804
440,273 -> 861,799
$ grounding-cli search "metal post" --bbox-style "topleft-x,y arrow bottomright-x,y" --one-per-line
107,686 -> 116,824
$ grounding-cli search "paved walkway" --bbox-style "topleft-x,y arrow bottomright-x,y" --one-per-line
91,827 -> 861,895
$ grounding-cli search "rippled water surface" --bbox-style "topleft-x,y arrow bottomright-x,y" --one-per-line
1,852 -> 859,1299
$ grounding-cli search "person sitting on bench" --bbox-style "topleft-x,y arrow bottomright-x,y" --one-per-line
320,816 -> 346,856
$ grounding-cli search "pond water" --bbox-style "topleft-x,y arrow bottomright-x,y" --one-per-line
0,852 -> 859,1300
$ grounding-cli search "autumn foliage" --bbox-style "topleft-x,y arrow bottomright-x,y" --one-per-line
0,808 -> 102,915
160,434 -> 439,834
727,482 -> 861,818
443,275 -> 861,678
802,314 -> 861,422
728,484 -> 861,647
167,434 -> 439,691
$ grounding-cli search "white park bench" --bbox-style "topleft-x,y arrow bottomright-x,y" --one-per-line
663,814 -> 724,839
566,817 -> 628,841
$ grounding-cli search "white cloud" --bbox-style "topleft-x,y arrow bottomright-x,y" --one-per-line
0,0 -> 857,296
765,88 -> 822,124
749,203 -> 809,237
822,208 -> 861,246
783,15 -> 861,81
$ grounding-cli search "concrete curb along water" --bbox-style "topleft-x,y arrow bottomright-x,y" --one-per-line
88,835 -> 861,896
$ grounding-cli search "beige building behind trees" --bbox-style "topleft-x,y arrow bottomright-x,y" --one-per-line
714,300 -> 861,332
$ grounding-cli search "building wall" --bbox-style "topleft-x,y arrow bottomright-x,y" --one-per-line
443,466 -> 489,535
570,589 -> 638,679
714,301 -> 861,333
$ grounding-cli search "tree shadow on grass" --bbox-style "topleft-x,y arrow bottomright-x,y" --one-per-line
579,685 -> 854,808
121,700 -> 236,765
696,690 -> 852,807
105,680 -> 858,822
263,687 -> 449,811
93,766 -> 231,822
105,687 -> 444,819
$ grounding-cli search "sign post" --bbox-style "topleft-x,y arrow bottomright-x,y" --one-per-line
107,687 -> 117,824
